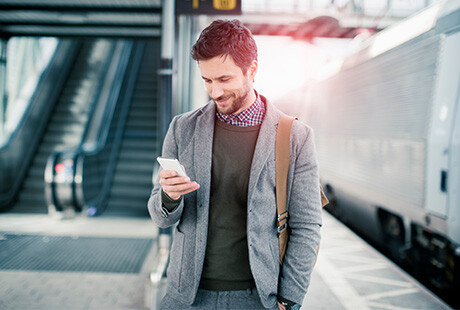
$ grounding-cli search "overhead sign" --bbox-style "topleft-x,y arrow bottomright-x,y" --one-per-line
176,0 -> 242,15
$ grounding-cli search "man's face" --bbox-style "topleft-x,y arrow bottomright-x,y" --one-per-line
198,55 -> 257,115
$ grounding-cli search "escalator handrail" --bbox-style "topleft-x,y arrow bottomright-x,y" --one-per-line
45,40 -> 134,213
75,40 -> 117,155
0,40 -> 80,208
74,41 -> 145,213
80,41 -> 133,155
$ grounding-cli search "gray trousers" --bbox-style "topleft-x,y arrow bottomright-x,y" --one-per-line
160,288 -> 279,310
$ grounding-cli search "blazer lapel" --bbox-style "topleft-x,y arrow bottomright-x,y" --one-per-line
193,101 -> 215,211
247,101 -> 281,205
193,102 -> 215,277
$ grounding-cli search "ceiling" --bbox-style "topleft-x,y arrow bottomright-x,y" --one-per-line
0,0 -> 162,38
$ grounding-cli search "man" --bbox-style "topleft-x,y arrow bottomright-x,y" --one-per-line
148,19 -> 322,310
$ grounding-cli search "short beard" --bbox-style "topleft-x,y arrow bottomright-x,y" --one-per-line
215,88 -> 250,115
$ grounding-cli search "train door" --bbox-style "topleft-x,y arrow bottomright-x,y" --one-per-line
447,32 -> 460,246
425,31 -> 460,220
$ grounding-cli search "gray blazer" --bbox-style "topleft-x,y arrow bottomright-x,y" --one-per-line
148,97 -> 322,308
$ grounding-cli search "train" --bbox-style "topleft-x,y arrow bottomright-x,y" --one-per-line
290,0 -> 460,302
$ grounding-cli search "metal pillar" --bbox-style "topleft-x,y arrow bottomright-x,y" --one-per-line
159,0 -> 175,141
176,15 -> 193,114
150,2 -> 175,308
0,39 -> 6,144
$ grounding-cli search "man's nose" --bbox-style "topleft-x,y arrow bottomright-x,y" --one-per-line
210,84 -> 224,99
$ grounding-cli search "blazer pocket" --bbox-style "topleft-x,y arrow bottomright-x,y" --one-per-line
167,228 -> 185,290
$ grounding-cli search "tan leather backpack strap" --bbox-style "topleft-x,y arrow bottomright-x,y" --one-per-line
276,115 -> 328,265
320,185 -> 329,207
276,115 -> 295,231
276,115 -> 296,264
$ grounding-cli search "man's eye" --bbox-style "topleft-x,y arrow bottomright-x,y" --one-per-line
220,78 -> 229,82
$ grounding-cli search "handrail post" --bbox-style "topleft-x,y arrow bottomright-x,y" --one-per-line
159,0 -> 175,141
151,2 -> 175,306
0,38 -> 7,144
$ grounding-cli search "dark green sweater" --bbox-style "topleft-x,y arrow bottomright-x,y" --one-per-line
161,120 -> 260,291
200,120 -> 260,291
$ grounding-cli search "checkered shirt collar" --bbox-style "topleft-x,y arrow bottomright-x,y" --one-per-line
216,91 -> 265,127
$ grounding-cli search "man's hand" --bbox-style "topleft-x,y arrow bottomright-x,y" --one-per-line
278,302 -> 286,310
159,170 -> 200,200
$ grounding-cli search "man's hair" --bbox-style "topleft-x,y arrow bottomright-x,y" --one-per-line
191,19 -> 257,73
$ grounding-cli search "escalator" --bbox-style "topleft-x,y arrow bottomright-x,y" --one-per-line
47,40 -> 161,218
13,40 -> 114,213
104,41 -> 161,217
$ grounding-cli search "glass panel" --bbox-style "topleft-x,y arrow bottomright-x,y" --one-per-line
2,37 -> 58,143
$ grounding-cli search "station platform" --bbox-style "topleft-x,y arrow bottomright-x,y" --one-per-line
0,211 -> 451,310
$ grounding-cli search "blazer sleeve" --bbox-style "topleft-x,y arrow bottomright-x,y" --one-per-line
147,116 -> 185,228
278,123 -> 322,305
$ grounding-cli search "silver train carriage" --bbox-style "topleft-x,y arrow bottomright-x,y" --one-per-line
295,0 -> 460,295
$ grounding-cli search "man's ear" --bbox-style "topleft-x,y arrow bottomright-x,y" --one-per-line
248,60 -> 258,80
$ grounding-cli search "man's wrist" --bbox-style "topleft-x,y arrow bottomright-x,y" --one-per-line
278,296 -> 300,310
161,189 -> 182,212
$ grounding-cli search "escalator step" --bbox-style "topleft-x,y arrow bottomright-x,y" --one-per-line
131,93 -> 157,101
55,104 -> 92,114
116,156 -> 152,165
49,113 -> 88,124
108,196 -> 149,206
125,119 -> 157,130
135,80 -> 157,88
42,133 -> 82,145
113,167 -> 152,180
30,152 -> 49,165
130,99 -> 157,107
103,203 -> 149,217
118,150 -> 156,162
54,94 -> 93,106
23,172 -> 43,182
123,128 -> 157,137
16,191 -> 46,202
130,103 -> 156,110
128,102 -> 158,110
119,140 -> 157,151
11,203 -> 48,214
113,169 -> 153,180
19,192 -> 45,204
107,201 -> 150,214
38,142 -> 76,153
131,89 -> 156,98
107,199 -> 149,209
28,166 -> 46,177
47,122 -> 86,134
23,175 -> 44,188
127,108 -> 157,118
20,189 -> 45,200
135,87 -> 158,94
112,173 -> 153,186
114,161 -> 153,173
110,185 -> 151,198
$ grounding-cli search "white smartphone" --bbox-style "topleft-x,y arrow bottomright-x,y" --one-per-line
157,157 -> 188,177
